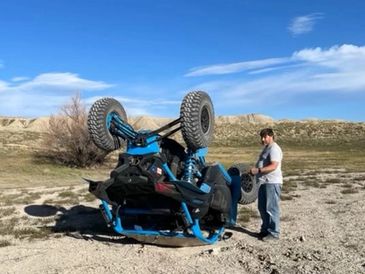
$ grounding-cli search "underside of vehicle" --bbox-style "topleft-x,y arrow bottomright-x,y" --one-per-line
86,91 -> 259,246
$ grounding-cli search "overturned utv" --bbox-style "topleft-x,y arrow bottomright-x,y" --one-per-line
86,91 -> 259,246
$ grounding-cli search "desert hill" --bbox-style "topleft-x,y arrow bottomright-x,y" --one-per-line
1,115 -> 364,148
216,114 -> 274,125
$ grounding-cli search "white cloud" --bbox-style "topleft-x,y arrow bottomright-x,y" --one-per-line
85,96 -> 180,106
288,13 -> 324,36
0,72 -> 113,94
186,44 -> 365,111
113,97 -> 180,106
0,80 -> 9,90
0,87 -> 72,117
0,72 -> 183,117
185,57 -> 290,77
187,44 -> 365,79
293,44 -> 365,71
85,96 -> 181,117
247,63 -> 307,75
11,76 -> 30,82
0,72 -> 113,117
17,72 -> 113,92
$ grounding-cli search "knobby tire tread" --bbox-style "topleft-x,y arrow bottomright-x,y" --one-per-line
180,91 -> 214,151
87,98 -> 127,152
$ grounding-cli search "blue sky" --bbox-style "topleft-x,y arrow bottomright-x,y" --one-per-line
0,0 -> 365,121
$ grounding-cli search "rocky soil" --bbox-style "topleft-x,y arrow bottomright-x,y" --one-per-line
1,116 -> 364,273
0,171 -> 364,274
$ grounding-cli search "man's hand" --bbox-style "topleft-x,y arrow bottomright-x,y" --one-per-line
250,167 -> 260,175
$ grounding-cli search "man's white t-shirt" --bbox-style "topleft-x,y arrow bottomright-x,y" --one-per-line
256,142 -> 283,184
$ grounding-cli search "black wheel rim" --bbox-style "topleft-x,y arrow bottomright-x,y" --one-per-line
201,106 -> 210,134
241,174 -> 254,192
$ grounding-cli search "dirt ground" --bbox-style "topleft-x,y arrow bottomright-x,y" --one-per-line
1,171 -> 364,274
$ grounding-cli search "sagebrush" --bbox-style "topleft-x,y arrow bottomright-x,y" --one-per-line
40,95 -> 108,167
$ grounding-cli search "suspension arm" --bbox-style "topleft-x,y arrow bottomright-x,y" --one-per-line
110,113 -> 138,141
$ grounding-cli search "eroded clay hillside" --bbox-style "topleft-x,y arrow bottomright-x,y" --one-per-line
1,114 -> 364,148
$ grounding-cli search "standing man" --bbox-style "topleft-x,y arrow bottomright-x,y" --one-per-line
250,128 -> 283,241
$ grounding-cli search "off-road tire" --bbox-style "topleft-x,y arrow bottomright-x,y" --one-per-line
88,97 -> 127,152
180,91 -> 214,151
227,163 -> 259,205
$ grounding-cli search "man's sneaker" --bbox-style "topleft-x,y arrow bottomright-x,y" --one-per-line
261,234 -> 279,241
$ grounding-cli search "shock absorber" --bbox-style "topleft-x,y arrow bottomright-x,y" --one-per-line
183,149 -> 196,184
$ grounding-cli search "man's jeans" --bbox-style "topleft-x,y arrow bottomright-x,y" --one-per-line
258,183 -> 281,238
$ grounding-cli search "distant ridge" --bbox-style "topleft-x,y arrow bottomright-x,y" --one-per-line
0,113 -> 276,131
0,117 -> 49,132
216,114 -> 274,125
1,115 -> 364,147
129,116 -> 173,130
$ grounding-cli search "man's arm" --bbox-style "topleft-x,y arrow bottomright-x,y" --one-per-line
250,161 -> 279,175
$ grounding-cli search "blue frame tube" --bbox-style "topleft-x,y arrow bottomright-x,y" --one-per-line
100,199 -> 224,244
217,163 -> 232,185
162,163 -> 177,181
111,113 -> 138,139
181,202 -> 224,244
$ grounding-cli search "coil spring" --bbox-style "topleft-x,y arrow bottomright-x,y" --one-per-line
183,150 -> 196,183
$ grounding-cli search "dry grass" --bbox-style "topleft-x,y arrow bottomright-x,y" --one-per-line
0,239 -> 11,248
354,175 -> 365,181
0,192 -> 41,206
213,120 -> 365,150
0,207 -> 16,217
0,214 -> 55,241
237,207 -> 259,224
34,217 -> 55,226
208,142 -> 365,176
302,179 -> 321,188
341,188 -> 359,195
280,181 -> 298,199
58,190 -> 78,199
1,119 -> 365,190
281,215 -> 295,222
324,178 -> 343,184
82,192 -> 97,202
281,195 -> 294,201
282,180 -> 298,193
13,226 -> 53,240
43,197 -> 80,205
0,149 -> 112,189
0,217 -> 18,236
